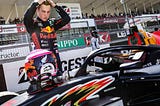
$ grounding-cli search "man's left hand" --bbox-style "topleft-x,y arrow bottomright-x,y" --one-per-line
47,0 -> 56,7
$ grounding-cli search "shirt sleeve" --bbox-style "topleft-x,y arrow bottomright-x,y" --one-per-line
23,2 -> 39,34
53,5 -> 71,31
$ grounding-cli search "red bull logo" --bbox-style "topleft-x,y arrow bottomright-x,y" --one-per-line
41,26 -> 54,33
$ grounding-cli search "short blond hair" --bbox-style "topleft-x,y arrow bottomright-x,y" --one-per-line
38,0 -> 52,8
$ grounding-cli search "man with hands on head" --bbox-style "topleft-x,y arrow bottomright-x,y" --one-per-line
24,0 -> 71,75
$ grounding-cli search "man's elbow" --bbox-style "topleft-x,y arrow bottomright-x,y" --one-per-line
66,15 -> 71,24
23,16 -> 28,26
62,16 -> 71,26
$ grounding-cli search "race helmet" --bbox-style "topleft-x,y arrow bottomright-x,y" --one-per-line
24,49 -> 59,94
91,30 -> 99,38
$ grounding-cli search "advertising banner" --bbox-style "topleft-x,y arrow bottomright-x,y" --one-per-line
0,46 -> 30,61
16,24 -> 27,33
3,60 -> 30,92
58,37 -> 85,49
95,17 -> 125,25
0,24 -> 27,34
58,3 -> 82,19
0,24 -> 17,34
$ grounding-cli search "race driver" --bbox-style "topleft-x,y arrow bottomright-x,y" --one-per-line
24,0 -> 71,75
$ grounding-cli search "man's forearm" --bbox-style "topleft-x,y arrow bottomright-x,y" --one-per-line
54,5 -> 71,26
24,2 -> 39,33
24,2 -> 38,24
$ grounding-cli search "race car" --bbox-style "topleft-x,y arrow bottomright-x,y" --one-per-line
123,14 -> 160,46
2,45 -> 160,106
127,26 -> 158,46
0,91 -> 19,105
